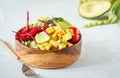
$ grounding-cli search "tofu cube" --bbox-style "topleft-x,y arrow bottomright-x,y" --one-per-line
66,29 -> 74,35
55,29 -> 65,34
51,33 -> 58,40
49,40 -> 58,48
38,42 -> 51,50
58,43 -> 66,50
46,27 -> 55,34
67,42 -> 73,47
37,44 -> 45,50
62,33 -> 72,40
53,26 -> 61,30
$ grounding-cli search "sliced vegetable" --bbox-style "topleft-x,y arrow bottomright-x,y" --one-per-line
70,27 -> 80,44
30,41 -> 38,49
72,34 -> 80,44
15,26 -> 42,41
53,17 -> 72,30
35,31 -> 50,44
78,0 -> 111,18
70,26 -> 80,35
84,0 -> 120,28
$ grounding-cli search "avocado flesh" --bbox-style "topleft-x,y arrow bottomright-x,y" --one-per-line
78,1 -> 111,18
53,17 -> 71,30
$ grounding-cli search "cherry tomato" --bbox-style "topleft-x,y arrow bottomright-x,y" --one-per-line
72,34 -> 80,44
69,26 -> 80,34
69,26 -> 80,44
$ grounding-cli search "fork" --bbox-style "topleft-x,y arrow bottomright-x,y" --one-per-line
0,39 -> 40,78
22,64 -> 41,78
22,64 -> 37,77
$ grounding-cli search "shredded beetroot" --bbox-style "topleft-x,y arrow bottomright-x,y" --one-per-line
15,26 -> 42,41
15,15 -> 49,42
14,11 -> 45,42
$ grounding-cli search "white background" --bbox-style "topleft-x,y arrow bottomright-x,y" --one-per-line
0,0 -> 120,78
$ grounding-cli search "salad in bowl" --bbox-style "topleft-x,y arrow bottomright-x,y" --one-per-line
15,16 -> 82,68
16,17 -> 81,50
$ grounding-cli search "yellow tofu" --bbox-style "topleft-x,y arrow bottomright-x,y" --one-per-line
58,43 -> 66,50
46,27 -> 55,34
49,40 -> 58,48
55,29 -> 65,35
62,33 -> 72,40
53,26 -> 61,30
37,44 -> 45,50
43,42 -> 52,50
66,29 -> 74,35
51,29 -> 65,40
51,33 -> 58,40
67,42 -> 73,47
57,34 -> 62,39
57,39 -> 68,45
38,42 -> 51,50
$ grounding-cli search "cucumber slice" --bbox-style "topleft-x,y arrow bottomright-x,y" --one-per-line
30,41 -> 38,49
35,31 -> 50,44
78,1 -> 111,18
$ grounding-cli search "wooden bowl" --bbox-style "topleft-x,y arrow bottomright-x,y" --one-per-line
15,34 -> 82,69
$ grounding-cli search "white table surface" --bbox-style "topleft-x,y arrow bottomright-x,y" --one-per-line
0,0 -> 120,78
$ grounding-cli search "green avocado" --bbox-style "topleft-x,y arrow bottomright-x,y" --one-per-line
53,17 -> 71,30
78,0 -> 111,18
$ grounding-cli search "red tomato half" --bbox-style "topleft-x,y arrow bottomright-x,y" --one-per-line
69,26 -> 80,35
72,34 -> 80,44
69,26 -> 80,44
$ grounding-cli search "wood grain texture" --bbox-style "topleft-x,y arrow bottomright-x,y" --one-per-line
15,34 -> 82,69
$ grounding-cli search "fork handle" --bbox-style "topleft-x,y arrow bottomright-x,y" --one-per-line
0,39 -> 20,59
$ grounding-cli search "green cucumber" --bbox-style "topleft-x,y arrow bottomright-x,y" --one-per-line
30,41 -> 38,49
78,0 -> 111,18
35,31 -> 50,44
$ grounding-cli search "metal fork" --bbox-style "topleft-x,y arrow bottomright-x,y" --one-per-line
22,64 -> 36,77
0,39 -> 40,78
22,64 -> 41,78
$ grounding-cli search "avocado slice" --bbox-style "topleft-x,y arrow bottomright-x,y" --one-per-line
78,1 -> 111,18
53,17 -> 71,30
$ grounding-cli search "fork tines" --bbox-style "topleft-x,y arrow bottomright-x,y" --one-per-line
22,64 -> 36,77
